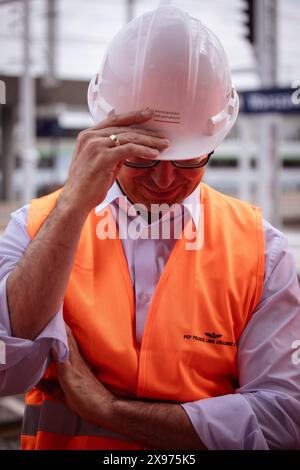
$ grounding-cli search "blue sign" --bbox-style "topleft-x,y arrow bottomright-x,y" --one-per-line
239,87 -> 300,113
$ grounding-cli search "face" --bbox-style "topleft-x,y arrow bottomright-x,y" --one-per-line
117,161 -> 205,210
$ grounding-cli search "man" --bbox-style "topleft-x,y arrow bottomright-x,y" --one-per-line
0,6 -> 300,450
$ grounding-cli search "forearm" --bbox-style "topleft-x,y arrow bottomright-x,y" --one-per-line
7,191 -> 88,340
100,398 -> 207,450
52,327 -> 207,450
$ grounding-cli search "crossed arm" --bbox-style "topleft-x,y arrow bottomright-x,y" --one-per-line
37,327 -> 206,450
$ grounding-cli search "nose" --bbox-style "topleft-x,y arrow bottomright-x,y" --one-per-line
150,161 -> 178,189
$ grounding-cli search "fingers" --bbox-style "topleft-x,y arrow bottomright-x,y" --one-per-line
35,378 -> 65,401
64,324 -> 92,372
109,126 -> 166,139
78,133 -> 168,167
107,142 -> 161,165
64,323 -> 81,362
65,323 -> 73,337
107,132 -> 169,152
77,108 -> 169,159
77,126 -> 168,155
92,108 -> 155,131
80,125 -> 166,142
81,125 -> 167,145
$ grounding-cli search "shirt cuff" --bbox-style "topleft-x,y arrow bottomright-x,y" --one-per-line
181,394 -> 269,450
0,272 -> 68,372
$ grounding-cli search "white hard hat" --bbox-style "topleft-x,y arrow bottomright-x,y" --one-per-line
87,5 -> 239,160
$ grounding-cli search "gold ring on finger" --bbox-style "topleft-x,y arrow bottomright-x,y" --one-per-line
109,134 -> 121,147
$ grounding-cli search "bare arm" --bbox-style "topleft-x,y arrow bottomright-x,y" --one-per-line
109,399 -> 206,450
7,194 -> 87,340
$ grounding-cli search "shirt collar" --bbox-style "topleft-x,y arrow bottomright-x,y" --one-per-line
95,181 -> 201,230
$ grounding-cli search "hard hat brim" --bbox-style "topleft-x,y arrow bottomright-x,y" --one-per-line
131,93 -> 239,160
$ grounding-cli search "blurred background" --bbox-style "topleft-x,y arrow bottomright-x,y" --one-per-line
0,0 -> 299,449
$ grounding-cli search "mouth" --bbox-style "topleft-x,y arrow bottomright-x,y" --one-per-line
142,185 -> 181,198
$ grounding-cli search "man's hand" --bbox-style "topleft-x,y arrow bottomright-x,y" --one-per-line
37,325 -> 116,424
60,109 -> 169,215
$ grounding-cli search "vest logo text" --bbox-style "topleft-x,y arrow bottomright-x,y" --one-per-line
184,332 -> 237,348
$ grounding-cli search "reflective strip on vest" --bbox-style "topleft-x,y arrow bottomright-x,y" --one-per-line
22,400 -> 131,441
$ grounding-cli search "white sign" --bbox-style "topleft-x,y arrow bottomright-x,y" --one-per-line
0,340 -> 6,365
291,340 -> 300,365
0,80 -> 6,105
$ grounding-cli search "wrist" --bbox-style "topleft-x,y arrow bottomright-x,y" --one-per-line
88,391 -> 118,428
57,186 -> 90,223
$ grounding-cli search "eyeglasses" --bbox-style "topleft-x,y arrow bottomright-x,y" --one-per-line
123,151 -> 214,169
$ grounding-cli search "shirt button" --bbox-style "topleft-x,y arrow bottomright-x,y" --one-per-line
141,293 -> 150,304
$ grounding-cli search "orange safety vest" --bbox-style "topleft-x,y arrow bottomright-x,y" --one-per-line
21,183 -> 265,450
